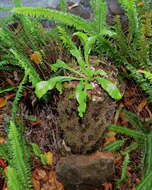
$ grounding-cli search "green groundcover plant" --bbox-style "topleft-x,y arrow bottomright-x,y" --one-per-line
35,28 -> 122,117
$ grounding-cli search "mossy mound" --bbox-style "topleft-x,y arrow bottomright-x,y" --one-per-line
57,86 -> 117,154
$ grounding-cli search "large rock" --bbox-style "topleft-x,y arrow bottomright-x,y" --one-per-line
56,152 -> 114,190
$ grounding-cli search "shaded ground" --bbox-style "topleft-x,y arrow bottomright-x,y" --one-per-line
1,67 -> 152,189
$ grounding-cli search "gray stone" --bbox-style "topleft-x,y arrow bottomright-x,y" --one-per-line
56,152 -> 114,190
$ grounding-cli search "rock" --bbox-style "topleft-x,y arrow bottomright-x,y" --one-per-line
56,152 -> 114,190
108,0 -> 124,15
57,60 -> 119,154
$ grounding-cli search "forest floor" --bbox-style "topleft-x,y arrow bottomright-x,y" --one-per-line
0,68 -> 152,190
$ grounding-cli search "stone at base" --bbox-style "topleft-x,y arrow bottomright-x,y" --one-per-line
56,152 -> 114,190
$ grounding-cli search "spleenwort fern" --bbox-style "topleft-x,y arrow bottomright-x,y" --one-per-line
8,121 -> 33,190
11,72 -> 28,121
10,49 -> 41,87
0,71 -> 33,190
116,153 -> 130,189
12,0 -> 113,37
107,109 -> 152,189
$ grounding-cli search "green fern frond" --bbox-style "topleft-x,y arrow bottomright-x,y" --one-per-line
139,70 -> 152,83
144,133 -> 152,177
59,0 -> 66,12
12,7 -> 93,34
109,124 -> 145,139
90,0 -> 107,33
12,0 -> 22,8
124,61 -> 152,102
121,109 -> 146,132
116,153 -> 130,188
136,171 -> 152,190
7,166 -> 23,190
8,121 -> 33,190
11,72 -> 28,121
0,6 -> 11,12
10,49 -> 41,87
0,144 -> 9,161
122,142 -> 139,155
102,140 -> 125,152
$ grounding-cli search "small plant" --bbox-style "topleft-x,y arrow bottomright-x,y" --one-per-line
104,109 -> 152,189
35,28 -> 122,117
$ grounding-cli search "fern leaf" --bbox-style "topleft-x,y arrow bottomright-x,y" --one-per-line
121,109 -> 146,132
59,0 -> 66,12
12,0 -> 22,7
12,72 -> 27,121
10,49 -> 41,87
136,171 -> 152,190
144,133 -> 152,177
116,153 -> 130,188
0,144 -> 9,161
109,124 -> 145,139
122,142 -> 139,155
12,7 -> 93,34
7,167 -> 23,190
8,121 -> 33,190
102,140 -> 125,152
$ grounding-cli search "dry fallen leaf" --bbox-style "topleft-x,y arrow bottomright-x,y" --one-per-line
0,97 -> 6,108
137,100 -> 147,113
103,132 -> 116,147
103,182 -> 112,190
44,152 -> 53,166
0,137 -> 7,144
49,171 -> 64,190
32,177 -> 40,190
32,168 -> 48,182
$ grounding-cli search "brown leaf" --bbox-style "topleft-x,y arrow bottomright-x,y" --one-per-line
0,98 -> 6,108
6,78 -> 15,86
33,168 -> 48,182
49,172 -> 64,190
137,100 -> 147,113
103,182 -> 112,190
32,178 -> 40,190
103,132 -> 116,147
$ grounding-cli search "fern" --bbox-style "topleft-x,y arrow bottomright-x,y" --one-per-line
12,0 -> 113,37
12,0 -> 22,8
0,144 -> 9,162
102,140 -> 125,152
124,61 -> 152,102
10,49 -> 41,87
7,167 -> 23,190
109,124 -> 145,139
11,72 -> 28,121
116,153 -> 130,189
59,0 -> 66,12
139,70 -> 152,83
136,171 -> 152,190
122,142 -> 139,155
8,121 -> 33,190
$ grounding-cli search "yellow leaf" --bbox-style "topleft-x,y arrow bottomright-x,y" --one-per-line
0,97 -> 6,108
0,137 -> 7,144
137,1 -> 144,6
30,51 -> 42,64
4,167 -> 8,177
44,152 -> 53,166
